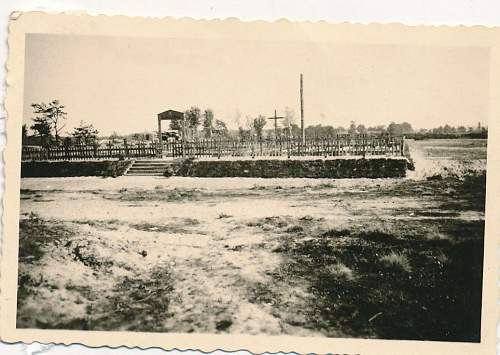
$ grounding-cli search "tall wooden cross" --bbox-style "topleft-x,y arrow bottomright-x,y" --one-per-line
267,110 -> 285,138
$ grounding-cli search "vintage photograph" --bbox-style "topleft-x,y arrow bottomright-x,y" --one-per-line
2,13 -> 499,355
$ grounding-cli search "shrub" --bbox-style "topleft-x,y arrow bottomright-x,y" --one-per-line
163,165 -> 175,177
379,251 -> 412,273
325,263 -> 355,281
285,225 -> 304,233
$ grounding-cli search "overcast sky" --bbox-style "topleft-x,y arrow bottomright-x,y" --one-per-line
23,34 -> 491,135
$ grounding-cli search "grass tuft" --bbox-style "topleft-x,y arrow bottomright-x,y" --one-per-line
325,263 -> 355,281
379,252 -> 412,273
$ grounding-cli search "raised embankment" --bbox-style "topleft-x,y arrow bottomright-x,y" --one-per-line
21,160 -> 132,178
21,157 -> 411,178
173,157 -> 411,179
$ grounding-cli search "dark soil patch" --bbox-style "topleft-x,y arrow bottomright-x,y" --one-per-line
72,219 -> 122,230
130,218 -> 204,235
215,319 -> 233,331
18,213 -> 74,263
90,265 -> 175,331
114,188 -> 205,202
257,218 -> 484,341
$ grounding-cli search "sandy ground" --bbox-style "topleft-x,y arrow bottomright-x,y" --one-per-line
16,139 -> 487,340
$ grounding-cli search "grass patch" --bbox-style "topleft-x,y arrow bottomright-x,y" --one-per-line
130,218 -> 203,235
115,188 -> 205,202
72,219 -> 122,230
255,218 -> 484,341
90,265 -> 175,331
379,252 -> 412,273
285,225 -> 304,234
324,263 -> 355,281
18,213 -> 73,263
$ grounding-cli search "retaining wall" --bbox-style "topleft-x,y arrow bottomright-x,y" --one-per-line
21,160 -> 133,178
174,157 -> 409,178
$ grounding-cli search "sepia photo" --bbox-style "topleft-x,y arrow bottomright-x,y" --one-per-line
1,13 -> 499,355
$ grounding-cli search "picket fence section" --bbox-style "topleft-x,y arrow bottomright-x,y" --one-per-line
22,144 -> 158,161
22,135 -> 405,161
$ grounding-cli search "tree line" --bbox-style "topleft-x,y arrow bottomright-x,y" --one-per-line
23,100 -> 488,147
24,100 -> 99,147
169,106 -> 229,139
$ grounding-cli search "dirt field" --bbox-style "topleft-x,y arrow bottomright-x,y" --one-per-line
16,139 -> 487,341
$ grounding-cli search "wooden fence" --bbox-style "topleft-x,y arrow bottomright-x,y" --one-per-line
22,135 -> 405,161
22,144 -> 157,161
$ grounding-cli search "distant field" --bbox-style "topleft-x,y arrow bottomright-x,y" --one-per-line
412,139 -> 487,161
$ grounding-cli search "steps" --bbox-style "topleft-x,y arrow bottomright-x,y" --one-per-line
125,159 -> 173,176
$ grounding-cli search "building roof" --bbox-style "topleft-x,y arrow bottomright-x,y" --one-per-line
158,110 -> 184,120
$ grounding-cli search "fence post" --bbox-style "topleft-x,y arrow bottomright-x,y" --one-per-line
124,139 -> 129,158
362,134 -> 366,158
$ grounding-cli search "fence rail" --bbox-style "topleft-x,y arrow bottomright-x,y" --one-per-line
22,135 -> 405,161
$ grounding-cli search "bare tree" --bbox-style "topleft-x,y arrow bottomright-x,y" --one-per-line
232,108 -> 242,129
283,107 -> 296,137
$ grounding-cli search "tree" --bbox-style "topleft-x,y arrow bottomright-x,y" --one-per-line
202,109 -> 215,138
110,131 -> 120,141
387,122 -> 399,135
443,124 -> 452,134
290,123 -> 301,138
22,124 -> 28,143
367,125 -> 386,134
31,100 -> 67,145
183,106 -> 201,139
348,121 -> 358,135
252,115 -> 267,139
185,106 -> 201,129
238,126 -> 250,140
72,121 -> 99,145
400,122 -> 414,134
169,119 -> 182,131
356,124 -> 367,134
283,107 -> 296,137
214,119 -> 228,136
232,108 -> 242,130
30,116 -> 52,147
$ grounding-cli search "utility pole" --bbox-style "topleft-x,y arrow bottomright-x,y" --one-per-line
267,109 -> 285,138
300,73 -> 305,143
182,114 -> 186,158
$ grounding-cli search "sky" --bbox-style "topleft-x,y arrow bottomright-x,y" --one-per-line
23,34 -> 491,136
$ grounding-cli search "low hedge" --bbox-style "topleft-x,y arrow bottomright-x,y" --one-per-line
21,160 -> 133,178
173,157 -> 409,178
